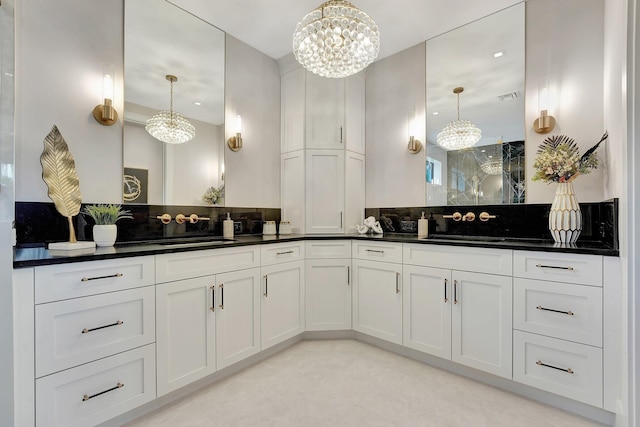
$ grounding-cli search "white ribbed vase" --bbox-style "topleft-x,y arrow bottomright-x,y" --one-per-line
548,182 -> 582,244
93,224 -> 117,247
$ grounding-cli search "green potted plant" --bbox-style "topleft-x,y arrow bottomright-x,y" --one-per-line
82,204 -> 133,247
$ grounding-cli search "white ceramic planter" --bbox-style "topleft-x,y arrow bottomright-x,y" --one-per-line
548,182 -> 582,244
93,224 -> 117,247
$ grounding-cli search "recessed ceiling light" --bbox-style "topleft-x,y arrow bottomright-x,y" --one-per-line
432,111 -> 439,115
193,101 -> 202,106
493,50 -> 504,58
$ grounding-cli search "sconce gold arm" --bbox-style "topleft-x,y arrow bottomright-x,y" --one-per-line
93,99 -> 118,126
533,110 -> 556,134
228,133 -> 242,151
408,136 -> 423,154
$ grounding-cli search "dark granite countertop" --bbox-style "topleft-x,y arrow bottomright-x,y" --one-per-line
13,232 -> 619,268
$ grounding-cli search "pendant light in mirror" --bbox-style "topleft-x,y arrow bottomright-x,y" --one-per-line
292,0 -> 380,78
436,87 -> 481,150
145,74 -> 195,144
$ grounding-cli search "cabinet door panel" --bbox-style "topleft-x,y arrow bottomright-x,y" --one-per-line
156,277 -> 216,396
216,268 -> 261,369
345,151 -> 365,233
345,74 -> 365,154
402,265 -> 451,359
306,73 -> 344,148
306,259 -> 351,331
281,68 -> 305,153
352,259 -> 402,344
452,271 -> 512,379
306,150 -> 345,233
261,261 -> 305,349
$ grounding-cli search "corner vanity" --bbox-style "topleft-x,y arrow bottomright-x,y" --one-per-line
12,234 -> 619,427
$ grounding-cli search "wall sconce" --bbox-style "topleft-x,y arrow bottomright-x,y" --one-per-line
227,114 -> 243,151
92,63 -> 118,126
533,79 -> 556,134
407,116 -> 423,154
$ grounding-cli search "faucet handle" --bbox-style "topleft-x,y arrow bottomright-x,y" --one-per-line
443,212 -> 463,221
156,214 -> 172,225
479,212 -> 497,222
463,212 -> 476,222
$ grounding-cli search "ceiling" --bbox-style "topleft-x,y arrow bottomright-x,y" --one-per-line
168,0 -> 523,61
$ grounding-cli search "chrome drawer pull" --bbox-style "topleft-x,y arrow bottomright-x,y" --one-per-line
536,306 -> 574,316
219,283 -> 224,310
366,249 -> 384,254
81,320 -> 123,334
276,250 -> 294,255
444,278 -> 448,303
453,280 -> 458,304
210,285 -> 215,312
264,275 -> 268,297
81,273 -> 123,282
82,382 -> 124,401
535,264 -> 574,271
395,272 -> 400,294
536,360 -> 574,374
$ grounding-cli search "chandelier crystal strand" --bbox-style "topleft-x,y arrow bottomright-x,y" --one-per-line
292,0 -> 380,78
146,75 -> 196,144
436,87 -> 481,150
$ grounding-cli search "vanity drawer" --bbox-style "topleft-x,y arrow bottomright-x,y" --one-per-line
156,245 -> 260,283
35,256 -> 155,304
403,243 -> 512,276
35,286 -> 155,377
352,241 -> 402,263
513,278 -> 602,347
261,242 -> 305,266
35,344 -> 156,427
513,251 -> 602,286
305,240 -> 351,258
513,331 -> 602,407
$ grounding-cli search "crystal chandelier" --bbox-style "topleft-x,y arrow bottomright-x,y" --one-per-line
480,156 -> 503,175
436,87 -> 481,150
292,0 -> 380,78
146,75 -> 195,144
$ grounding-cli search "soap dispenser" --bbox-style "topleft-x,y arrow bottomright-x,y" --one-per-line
223,212 -> 234,240
418,211 -> 429,238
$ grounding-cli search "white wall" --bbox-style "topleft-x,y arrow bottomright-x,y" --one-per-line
365,43 -> 426,208
15,0 -> 124,203
224,35 -> 281,208
366,0 -> 607,207
526,0 -> 606,204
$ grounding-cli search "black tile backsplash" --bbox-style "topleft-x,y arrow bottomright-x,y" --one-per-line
365,199 -> 618,249
15,202 -> 281,245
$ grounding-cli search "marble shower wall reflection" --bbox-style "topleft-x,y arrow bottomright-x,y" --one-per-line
445,141 -> 524,205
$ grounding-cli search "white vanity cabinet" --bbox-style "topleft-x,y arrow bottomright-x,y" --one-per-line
352,242 -> 403,345
155,247 -> 261,396
512,251 -> 604,407
26,256 -> 157,427
403,244 -> 513,379
260,242 -> 306,350
305,240 -> 352,331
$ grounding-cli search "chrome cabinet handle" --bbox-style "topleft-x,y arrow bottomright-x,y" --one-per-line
453,280 -> 458,304
366,249 -> 384,254
82,382 -> 124,401
536,360 -> 574,374
536,305 -> 574,316
277,250 -> 294,255
347,266 -> 350,286
219,284 -> 224,310
82,320 -> 123,334
81,273 -> 123,282
444,278 -> 448,303
536,264 -> 574,271
340,211 -> 343,228
210,285 -> 215,312
263,275 -> 268,297
340,126 -> 343,143
395,272 -> 400,294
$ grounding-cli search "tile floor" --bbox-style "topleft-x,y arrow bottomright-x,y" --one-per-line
125,339 -> 604,427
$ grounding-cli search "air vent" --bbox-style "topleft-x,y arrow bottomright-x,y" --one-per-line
497,91 -> 521,101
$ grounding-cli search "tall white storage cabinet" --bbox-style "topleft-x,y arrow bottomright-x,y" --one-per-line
279,56 -> 365,234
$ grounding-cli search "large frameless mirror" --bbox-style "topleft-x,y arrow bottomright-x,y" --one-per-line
123,0 -> 225,206
425,3 -> 525,206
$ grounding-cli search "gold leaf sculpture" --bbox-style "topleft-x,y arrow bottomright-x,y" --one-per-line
40,125 -> 82,243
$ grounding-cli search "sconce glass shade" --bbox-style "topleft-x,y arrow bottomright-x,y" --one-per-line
292,0 -> 380,78
146,75 -> 195,144
436,87 -> 481,150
